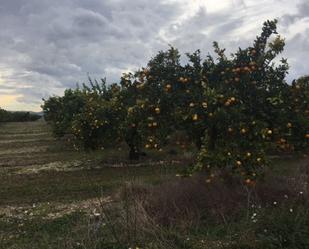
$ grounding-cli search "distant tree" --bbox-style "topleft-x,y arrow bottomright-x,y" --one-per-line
0,107 -> 41,122
42,88 -> 85,136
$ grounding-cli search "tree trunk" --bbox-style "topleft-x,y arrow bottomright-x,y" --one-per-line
125,127 -> 141,161
128,145 -> 140,161
208,125 -> 217,151
194,134 -> 203,150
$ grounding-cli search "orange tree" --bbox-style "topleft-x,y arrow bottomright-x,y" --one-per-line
131,47 -> 211,150
120,47 -> 209,158
42,88 -> 86,137
277,76 -> 309,151
42,78 -> 125,150
70,81 -> 123,150
119,51 -> 181,159
164,50 -> 209,149
70,48 -> 189,159
192,20 -> 292,183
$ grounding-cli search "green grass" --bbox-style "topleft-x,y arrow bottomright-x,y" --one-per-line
0,121 -> 184,205
0,121 -> 308,249
0,121 -> 185,248
0,165 -> 179,205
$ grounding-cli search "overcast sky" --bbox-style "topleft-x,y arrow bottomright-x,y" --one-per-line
0,0 -> 308,111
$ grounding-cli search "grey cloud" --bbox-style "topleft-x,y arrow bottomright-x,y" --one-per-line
0,0 -> 308,111
280,0 -> 309,26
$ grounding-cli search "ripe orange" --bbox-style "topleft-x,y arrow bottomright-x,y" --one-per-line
245,179 -> 251,184
240,128 -> 246,134
192,114 -> 198,121
128,107 -> 134,113
224,101 -> 231,107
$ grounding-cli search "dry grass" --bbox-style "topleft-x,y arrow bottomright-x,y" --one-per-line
94,157 -> 309,248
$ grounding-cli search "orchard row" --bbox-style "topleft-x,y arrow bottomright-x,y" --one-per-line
42,20 -> 308,184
